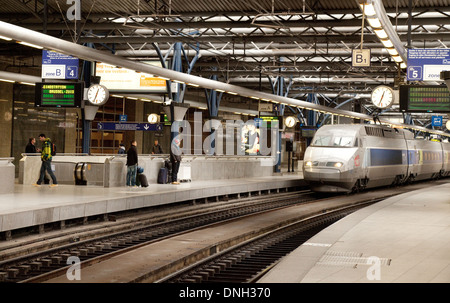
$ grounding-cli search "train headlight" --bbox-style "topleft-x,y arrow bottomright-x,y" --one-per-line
334,162 -> 343,168
305,161 -> 313,167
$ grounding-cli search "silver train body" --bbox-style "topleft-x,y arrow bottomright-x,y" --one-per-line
303,124 -> 450,193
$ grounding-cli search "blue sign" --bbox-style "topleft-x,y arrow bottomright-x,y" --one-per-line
97,122 -> 163,131
254,118 -> 263,127
431,116 -> 443,127
42,50 -> 79,80
407,49 -> 450,81
119,115 -> 127,122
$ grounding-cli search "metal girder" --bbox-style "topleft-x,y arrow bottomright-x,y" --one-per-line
4,5 -> 450,22
114,47 -> 393,57
77,31 -> 450,45
19,16 -> 450,31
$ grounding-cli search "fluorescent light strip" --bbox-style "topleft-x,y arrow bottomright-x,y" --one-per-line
18,41 -> 43,49
387,48 -> 398,56
392,55 -> 403,63
374,29 -> 388,39
0,35 -> 12,41
0,79 -> 14,83
359,3 -> 376,16
381,39 -> 394,48
367,17 -> 382,28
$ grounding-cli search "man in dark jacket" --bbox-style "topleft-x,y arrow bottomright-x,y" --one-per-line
170,138 -> 182,185
25,137 -> 38,153
151,140 -> 164,154
126,140 -> 138,187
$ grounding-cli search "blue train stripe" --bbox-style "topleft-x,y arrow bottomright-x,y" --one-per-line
369,149 -> 406,166
370,148 -> 443,166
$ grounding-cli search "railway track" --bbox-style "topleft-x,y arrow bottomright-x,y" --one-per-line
3,180 -> 440,283
158,200 -> 378,283
0,190 -> 316,283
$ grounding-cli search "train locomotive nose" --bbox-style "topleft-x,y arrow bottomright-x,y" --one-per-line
303,149 -> 357,193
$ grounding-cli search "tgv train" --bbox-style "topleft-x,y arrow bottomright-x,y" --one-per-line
303,124 -> 450,193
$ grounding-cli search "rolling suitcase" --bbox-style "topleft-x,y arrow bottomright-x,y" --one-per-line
165,160 -> 173,183
157,167 -> 168,184
138,173 -> 149,187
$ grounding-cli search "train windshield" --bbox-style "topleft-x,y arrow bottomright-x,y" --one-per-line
312,135 -> 355,147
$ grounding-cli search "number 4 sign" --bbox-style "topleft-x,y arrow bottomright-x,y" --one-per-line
352,49 -> 371,67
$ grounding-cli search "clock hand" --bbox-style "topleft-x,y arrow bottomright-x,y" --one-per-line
94,88 -> 99,101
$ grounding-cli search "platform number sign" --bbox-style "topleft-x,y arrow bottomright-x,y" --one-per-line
352,49 -> 371,67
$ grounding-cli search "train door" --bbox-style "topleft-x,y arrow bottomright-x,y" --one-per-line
405,139 -> 418,180
360,137 -> 370,181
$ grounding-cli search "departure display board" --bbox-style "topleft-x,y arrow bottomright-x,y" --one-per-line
399,85 -> 450,113
35,82 -> 83,108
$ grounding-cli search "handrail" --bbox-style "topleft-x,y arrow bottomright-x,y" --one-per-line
21,153 -> 89,157
91,153 -> 273,159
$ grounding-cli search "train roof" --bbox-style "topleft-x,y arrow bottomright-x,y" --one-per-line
316,124 -> 415,139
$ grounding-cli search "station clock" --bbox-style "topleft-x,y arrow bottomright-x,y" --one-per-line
148,113 -> 159,123
87,84 -> 109,106
284,116 -> 297,128
371,85 -> 395,109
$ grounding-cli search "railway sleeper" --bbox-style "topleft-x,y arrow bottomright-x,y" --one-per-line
29,262 -> 42,271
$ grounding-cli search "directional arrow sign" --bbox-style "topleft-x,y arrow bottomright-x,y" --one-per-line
96,122 -> 163,131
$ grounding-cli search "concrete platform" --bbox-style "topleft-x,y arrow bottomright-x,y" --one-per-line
258,181 -> 450,283
0,173 -> 305,234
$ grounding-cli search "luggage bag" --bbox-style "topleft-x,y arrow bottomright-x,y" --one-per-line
157,167 -> 168,184
138,173 -> 149,187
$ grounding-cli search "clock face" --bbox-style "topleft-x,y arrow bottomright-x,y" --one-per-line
285,116 -> 296,128
148,113 -> 158,123
87,84 -> 109,105
371,85 -> 394,109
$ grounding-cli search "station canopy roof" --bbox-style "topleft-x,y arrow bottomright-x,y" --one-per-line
0,0 -> 449,127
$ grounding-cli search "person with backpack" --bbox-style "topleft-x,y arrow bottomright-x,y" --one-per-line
34,133 -> 58,187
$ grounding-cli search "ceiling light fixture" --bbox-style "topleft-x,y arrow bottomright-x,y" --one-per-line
358,0 -> 407,69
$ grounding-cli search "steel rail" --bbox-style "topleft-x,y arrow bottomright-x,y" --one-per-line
159,199 -> 380,283
0,190 -> 314,283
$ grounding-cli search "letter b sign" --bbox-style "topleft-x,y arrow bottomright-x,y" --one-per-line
352,49 -> 371,67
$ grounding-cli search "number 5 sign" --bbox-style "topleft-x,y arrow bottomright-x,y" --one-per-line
352,49 -> 371,67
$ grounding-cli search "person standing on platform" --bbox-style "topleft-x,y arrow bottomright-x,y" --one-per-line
170,138 -> 182,185
151,139 -> 164,154
118,143 -> 126,154
25,137 -> 39,153
126,140 -> 138,187
34,134 -> 58,187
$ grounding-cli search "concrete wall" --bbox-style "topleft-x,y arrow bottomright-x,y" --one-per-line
19,155 -> 275,187
0,158 -> 14,194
